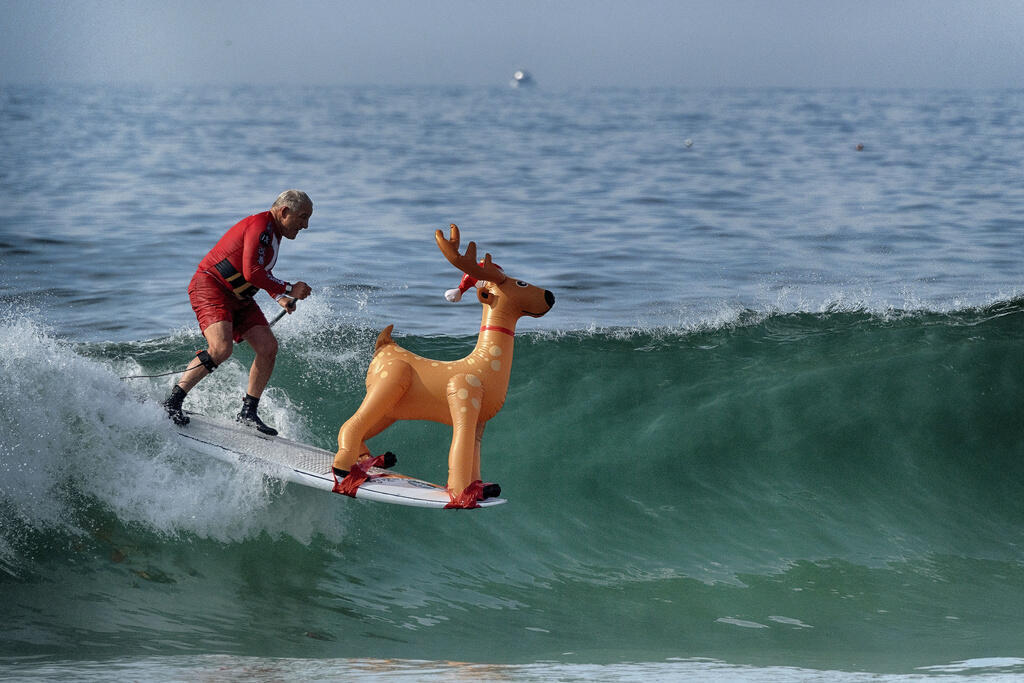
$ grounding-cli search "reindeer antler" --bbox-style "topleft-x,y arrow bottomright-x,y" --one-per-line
435,224 -> 507,284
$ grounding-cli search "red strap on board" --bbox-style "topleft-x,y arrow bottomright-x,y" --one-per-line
332,454 -> 392,497
444,480 -> 494,509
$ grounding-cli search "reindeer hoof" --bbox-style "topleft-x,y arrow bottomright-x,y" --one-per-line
380,451 -> 397,469
332,467 -> 349,477
482,482 -> 501,499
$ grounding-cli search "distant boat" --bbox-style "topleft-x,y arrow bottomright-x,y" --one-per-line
510,69 -> 533,87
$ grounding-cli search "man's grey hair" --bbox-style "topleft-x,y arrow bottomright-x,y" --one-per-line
271,189 -> 312,212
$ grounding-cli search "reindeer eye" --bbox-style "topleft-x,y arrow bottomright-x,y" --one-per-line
516,280 -> 529,288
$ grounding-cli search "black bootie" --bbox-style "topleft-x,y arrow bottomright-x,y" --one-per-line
162,386 -> 189,426
236,394 -> 277,436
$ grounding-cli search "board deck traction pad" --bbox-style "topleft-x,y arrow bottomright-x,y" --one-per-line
174,412 -> 505,508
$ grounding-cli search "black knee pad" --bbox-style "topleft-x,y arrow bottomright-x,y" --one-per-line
195,349 -> 218,372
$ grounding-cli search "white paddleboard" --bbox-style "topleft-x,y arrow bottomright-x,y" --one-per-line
173,412 -> 506,509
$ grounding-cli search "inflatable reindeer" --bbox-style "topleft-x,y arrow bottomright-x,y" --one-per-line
334,225 -> 555,507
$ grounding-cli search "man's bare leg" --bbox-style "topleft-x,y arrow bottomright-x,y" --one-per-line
235,324 -> 279,435
163,321 -> 235,425
179,321 -> 235,391
240,324 -> 278,398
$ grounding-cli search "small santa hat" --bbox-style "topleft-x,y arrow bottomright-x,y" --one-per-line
444,263 -> 503,302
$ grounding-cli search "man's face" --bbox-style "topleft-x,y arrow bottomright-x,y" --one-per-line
278,205 -> 312,239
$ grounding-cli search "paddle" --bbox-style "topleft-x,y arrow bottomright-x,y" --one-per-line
268,309 -> 288,326
264,296 -> 296,330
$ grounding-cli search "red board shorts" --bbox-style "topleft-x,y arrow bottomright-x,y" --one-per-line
188,271 -> 269,343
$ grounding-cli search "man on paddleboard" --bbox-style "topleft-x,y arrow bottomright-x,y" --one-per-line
162,190 -> 313,435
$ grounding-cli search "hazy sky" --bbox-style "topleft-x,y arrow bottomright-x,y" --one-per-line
2,0 -> 1023,88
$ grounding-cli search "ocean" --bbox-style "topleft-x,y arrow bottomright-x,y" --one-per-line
2,85 -> 1024,680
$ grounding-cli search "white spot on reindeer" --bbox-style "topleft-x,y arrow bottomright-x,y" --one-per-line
466,375 -> 481,387
489,346 -> 502,357
457,388 -> 469,400
491,360 -> 502,371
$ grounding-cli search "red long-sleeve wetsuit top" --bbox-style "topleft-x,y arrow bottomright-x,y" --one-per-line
196,211 -> 291,300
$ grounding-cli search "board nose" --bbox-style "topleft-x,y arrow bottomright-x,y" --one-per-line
545,290 -> 555,307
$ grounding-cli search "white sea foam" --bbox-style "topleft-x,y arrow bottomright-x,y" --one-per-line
0,314 -> 348,570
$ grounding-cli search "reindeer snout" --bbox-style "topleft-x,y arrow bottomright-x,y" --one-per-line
523,289 -> 555,318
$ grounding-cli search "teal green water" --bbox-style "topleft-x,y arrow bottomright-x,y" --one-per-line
5,84 -> 1024,678
3,302 -> 1023,676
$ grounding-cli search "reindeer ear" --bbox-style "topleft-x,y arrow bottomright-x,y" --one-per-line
477,286 -> 496,306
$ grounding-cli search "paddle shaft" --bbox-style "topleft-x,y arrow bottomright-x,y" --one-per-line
268,308 -> 289,327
